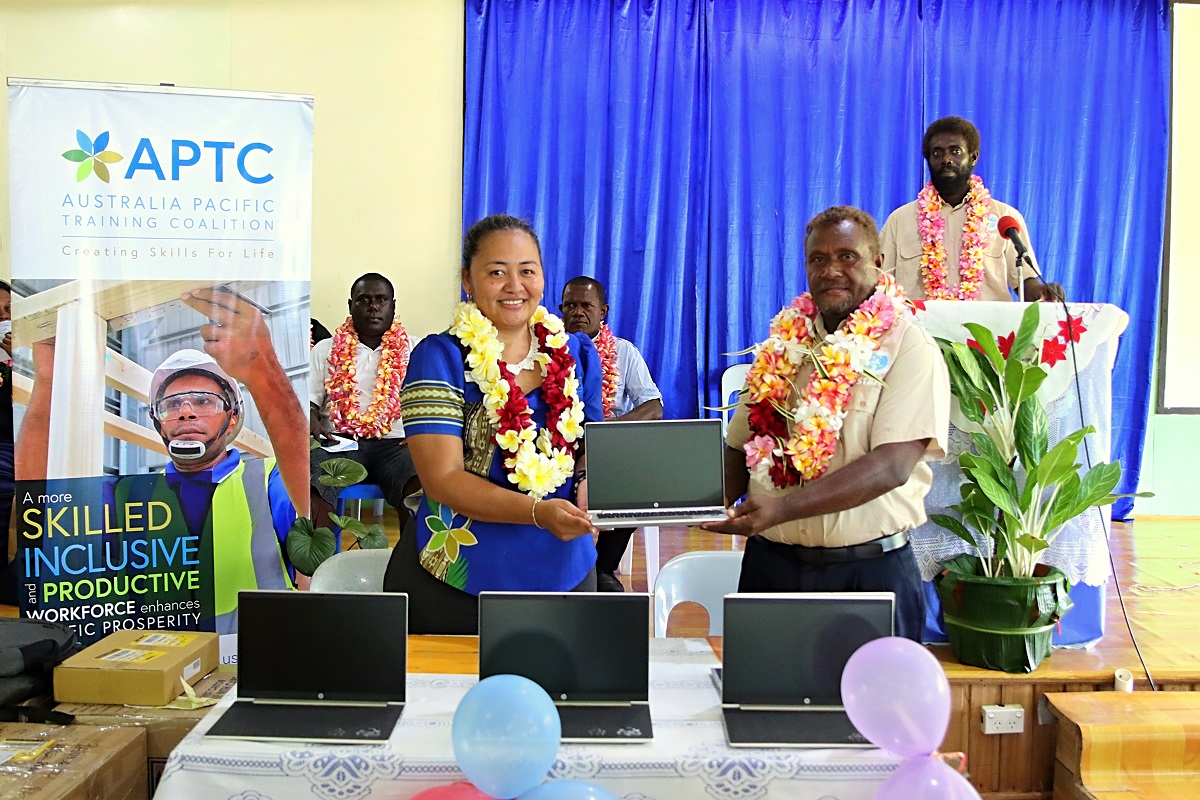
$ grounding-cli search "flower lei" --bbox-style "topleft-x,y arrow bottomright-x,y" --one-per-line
325,317 -> 411,438
595,323 -> 620,419
916,174 -> 992,300
450,302 -> 585,498
743,273 -> 908,488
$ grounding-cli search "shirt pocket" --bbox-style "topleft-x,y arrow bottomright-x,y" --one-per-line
841,381 -> 883,456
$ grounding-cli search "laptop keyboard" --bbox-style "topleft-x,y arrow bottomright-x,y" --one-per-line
722,708 -> 869,747
593,508 -> 720,520
206,700 -> 404,743
557,704 -> 653,741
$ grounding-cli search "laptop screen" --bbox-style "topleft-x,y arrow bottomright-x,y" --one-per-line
585,419 -> 725,511
237,591 -> 408,703
478,593 -> 650,703
722,593 -> 894,708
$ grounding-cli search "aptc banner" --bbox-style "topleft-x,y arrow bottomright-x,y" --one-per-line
7,80 -> 314,660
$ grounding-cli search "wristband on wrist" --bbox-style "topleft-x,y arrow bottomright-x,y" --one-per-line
531,497 -> 543,528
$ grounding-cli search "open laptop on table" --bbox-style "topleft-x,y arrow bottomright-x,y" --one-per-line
721,592 -> 894,748
585,419 -> 727,528
205,591 -> 407,744
478,592 -> 653,743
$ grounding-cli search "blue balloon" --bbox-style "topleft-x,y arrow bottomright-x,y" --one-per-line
519,780 -> 618,800
452,675 -> 562,799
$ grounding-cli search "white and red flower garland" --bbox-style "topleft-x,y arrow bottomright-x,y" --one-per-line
916,174 -> 992,301
743,274 -> 908,488
451,302 -> 585,498
325,317 -> 411,438
595,323 -> 620,419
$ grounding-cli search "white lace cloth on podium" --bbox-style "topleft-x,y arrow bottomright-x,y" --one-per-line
156,640 -> 901,800
909,302 -> 1129,586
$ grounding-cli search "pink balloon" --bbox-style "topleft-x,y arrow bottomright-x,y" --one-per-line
840,637 -> 950,757
875,755 -> 982,800
411,783 -> 494,799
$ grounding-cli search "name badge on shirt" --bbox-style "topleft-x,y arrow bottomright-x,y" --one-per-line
867,351 -> 891,374
986,213 -> 1000,235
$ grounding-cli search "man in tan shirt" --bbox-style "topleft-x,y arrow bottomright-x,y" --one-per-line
879,115 -> 1063,302
708,206 -> 950,641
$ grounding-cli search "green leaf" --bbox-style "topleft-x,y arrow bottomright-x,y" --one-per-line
1014,398 -> 1049,471
61,149 -> 89,162
426,516 -> 448,534
1014,535 -> 1050,554
970,431 -> 1012,474
1010,302 -> 1042,363
445,556 -> 469,590
1015,365 -> 1047,404
310,437 -> 322,451
427,530 -> 448,552
76,159 -> 93,181
969,346 -> 1002,395
355,525 -> 390,550
1030,428 -> 1092,488
964,322 -> 1007,373
330,513 -> 367,535
972,470 -> 1021,519
942,351 -> 986,423
285,518 -> 336,576
1042,471 -> 1081,533
318,457 -> 368,487
951,341 -> 991,395
930,513 -> 979,547
1066,462 -> 1123,520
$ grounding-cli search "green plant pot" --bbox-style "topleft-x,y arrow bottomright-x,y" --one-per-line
935,566 -> 1073,674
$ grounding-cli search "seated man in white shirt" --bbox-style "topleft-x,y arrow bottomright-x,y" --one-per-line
310,273 -> 419,528
561,276 -> 663,591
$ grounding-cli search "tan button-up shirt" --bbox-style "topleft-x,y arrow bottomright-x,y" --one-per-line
879,195 -> 1038,301
726,315 -> 950,548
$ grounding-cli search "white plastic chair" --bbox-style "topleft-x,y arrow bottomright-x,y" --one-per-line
309,548 -> 393,592
652,550 -> 745,636
719,363 -> 751,434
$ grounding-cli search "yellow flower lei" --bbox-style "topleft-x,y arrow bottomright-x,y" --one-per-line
450,302 -> 585,498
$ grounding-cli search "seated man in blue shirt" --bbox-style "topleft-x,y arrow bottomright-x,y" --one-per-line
561,276 -> 663,592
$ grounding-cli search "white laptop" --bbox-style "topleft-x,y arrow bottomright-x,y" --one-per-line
205,591 -> 407,744
721,592 -> 894,748
585,419 -> 727,528
479,592 -> 653,743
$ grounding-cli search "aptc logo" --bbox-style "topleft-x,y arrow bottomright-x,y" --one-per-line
61,130 -> 124,183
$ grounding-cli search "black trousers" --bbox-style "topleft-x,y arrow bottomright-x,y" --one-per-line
310,437 -> 418,512
738,535 -> 926,642
383,517 -> 597,635
594,527 -> 635,574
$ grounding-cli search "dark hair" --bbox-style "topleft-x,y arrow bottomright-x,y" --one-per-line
562,275 -> 607,305
0,280 -> 10,294
311,318 -> 332,344
462,214 -> 542,271
804,206 -> 881,255
350,272 -> 394,299
922,116 -> 981,160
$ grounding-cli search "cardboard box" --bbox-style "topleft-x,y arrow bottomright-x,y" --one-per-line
0,722 -> 147,800
54,667 -> 237,795
54,630 -> 219,706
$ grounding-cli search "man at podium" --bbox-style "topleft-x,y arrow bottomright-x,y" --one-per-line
879,115 -> 1063,302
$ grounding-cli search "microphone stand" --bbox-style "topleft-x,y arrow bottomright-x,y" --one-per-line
1016,251 -> 1027,303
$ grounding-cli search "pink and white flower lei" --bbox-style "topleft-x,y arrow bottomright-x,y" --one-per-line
916,174 -> 992,301
595,323 -> 620,419
743,274 -> 908,488
325,317 -> 411,438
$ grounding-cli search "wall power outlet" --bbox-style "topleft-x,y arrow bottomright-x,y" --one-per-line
981,703 -> 1025,734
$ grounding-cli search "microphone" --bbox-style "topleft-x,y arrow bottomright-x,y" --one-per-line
997,215 -> 1030,257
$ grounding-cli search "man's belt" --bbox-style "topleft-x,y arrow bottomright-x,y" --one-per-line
765,531 -> 910,565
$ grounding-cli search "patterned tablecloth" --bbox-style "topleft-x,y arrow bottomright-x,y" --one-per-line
155,639 -> 901,800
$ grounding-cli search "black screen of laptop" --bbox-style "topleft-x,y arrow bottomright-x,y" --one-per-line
722,593 -> 894,707
237,591 -> 407,703
585,420 -> 724,511
479,593 -> 649,702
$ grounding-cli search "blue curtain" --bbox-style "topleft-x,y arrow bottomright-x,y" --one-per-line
463,0 -> 711,419
463,0 -> 1169,514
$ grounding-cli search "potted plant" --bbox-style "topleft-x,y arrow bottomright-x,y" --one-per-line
286,452 -> 390,578
931,303 -> 1142,672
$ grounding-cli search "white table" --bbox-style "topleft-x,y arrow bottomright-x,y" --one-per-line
155,640 -> 900,800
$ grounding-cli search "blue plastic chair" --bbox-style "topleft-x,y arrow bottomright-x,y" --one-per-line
332,483 -> 387,551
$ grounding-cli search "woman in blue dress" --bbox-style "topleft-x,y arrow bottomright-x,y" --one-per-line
383,214 -> 603,633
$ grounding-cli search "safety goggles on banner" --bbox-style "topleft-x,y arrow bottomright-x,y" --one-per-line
155,390 -> 231,418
